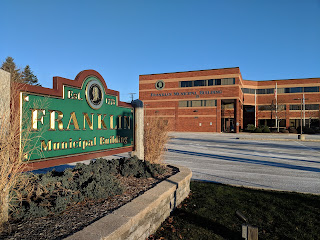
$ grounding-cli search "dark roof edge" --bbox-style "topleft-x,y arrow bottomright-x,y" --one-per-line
244,77 -> 320,82
139,67 -> 240,76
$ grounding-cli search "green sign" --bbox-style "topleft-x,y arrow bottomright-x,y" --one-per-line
20,72 -> 133,162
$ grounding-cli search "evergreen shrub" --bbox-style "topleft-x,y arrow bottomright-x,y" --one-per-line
245,124 -> 256,132
289,127 -> 298,134
303,127 -> 315,134
262,125 -> 271,133
10,157 -> 165,220
253,127 -> 263,133
280,129 -> 289,133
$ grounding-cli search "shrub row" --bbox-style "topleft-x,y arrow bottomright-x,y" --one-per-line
245,124 -> 320,134
245,124 -> 270,133
11,156 -> 165,220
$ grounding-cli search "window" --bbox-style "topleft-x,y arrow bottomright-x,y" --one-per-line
290,87 -> 303,93
178,99 -> 217,107
242,88 -> 255,94
178,101 -> 188,107
221,78 -> 235,85
258,105 -> 272,111
206,100 -> 217,106
191,100 -> 202,107
290,105 -> 301,110
257,88 -> 274,94
277,86 -> 319,94
304,86 -> 319,92
290,104 -> 319,111
266,88 -> 274,94
257,89 -> 265,94
179,78 -> 235,87
193,80 -> 206,87
222,103 -> 234,109
306,104 -> 319,110
180,81 -> 193,87
278,105 -> 286,111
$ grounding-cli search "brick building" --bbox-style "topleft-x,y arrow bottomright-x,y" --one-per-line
139,67 -> 320,133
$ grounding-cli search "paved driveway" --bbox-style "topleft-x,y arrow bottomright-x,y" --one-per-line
165,132 -> 320,194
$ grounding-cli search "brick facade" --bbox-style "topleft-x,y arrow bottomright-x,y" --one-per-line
139,67 -> 320,133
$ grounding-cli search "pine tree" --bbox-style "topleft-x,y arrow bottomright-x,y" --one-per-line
1,56 -> 21,82
21,65 -> 39,85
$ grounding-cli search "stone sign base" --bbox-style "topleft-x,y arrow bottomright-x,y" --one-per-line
66,164 -> 192,240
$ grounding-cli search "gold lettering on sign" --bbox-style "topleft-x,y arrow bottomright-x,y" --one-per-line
67,90 -> 83,100
118,115 -> 122,129
97,114 -> 107,130
66,112 -> 80,131
83,113 -> 94,130
124,116 -> 131,129
41,140 -> 51,151
110,115 -> 118,129
49,110 -> 64,131
31,109 -> 46,131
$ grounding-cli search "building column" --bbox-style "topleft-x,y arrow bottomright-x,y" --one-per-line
234,99 -> 241,133
216,99 -> 221,133
255,105 -> 259,127
286,104 -> 290,129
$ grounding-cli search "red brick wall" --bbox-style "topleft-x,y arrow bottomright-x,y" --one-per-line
140,68 -> 320,132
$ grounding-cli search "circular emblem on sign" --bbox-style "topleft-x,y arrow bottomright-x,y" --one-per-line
155,80 -> 165,90
85,79 -> 104,109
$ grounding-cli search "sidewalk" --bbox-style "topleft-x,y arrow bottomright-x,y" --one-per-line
237,132 -> 320,142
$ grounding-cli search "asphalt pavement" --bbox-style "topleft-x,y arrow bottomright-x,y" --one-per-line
165,132 -> 320,194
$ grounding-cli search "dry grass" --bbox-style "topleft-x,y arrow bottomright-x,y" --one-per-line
144,116 -> 169,164
0,84 -> 34,228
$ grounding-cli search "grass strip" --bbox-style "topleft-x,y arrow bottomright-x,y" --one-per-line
149,181 -> 320,240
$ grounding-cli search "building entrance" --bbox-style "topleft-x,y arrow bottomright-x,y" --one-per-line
243,105 -> 255,129
221,118 -> 234,132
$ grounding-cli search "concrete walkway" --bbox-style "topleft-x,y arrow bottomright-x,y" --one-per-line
165,132 -> 320,194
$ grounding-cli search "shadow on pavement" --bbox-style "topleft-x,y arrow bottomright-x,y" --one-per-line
168,148 -> 320,173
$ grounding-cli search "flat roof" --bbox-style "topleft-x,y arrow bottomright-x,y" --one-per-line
139,67 -> 240,76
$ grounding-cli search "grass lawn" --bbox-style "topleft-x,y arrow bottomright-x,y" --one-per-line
148,181 -> 320,240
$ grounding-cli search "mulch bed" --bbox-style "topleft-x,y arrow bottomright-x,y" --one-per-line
0,165 -> 178,240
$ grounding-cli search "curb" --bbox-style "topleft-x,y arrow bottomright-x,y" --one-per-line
238,138 -> 320,142
65,164 -> 192,240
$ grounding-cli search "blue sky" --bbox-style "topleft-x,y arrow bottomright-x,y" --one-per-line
1,0 -> 320,102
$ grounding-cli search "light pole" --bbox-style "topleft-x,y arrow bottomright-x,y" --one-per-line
294,96 -> 308,140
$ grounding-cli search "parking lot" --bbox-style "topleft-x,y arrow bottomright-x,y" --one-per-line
165,132 -> 320,194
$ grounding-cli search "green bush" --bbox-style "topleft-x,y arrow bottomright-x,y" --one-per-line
245,124 -> 256,132
119,156 -> 165,178
280,128 -> 289,133
262,125 -> 271,133
253,127 -> 262,133
303,127 -> 316,134
289,127 -> 298,134
10,157 -> 165,220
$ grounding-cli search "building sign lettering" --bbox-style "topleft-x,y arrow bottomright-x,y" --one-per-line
19,70 -> 133,163
150,90 -> 222,97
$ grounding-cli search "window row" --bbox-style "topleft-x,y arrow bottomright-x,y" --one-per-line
289,104 -> 319,111
178,99 -> 217,107
180,78 -> 235,88
242,86 -> 319,94
258,105 -> 286,111
278,87 -> 319,93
